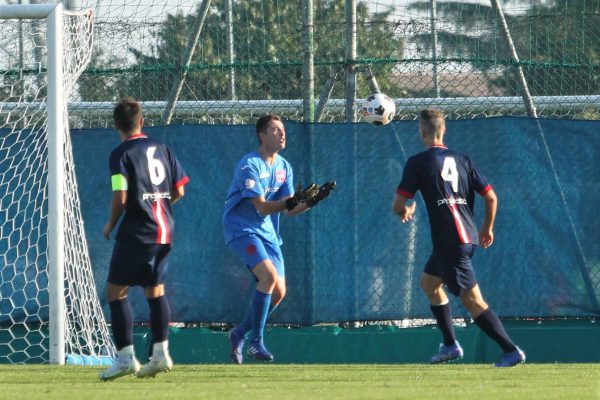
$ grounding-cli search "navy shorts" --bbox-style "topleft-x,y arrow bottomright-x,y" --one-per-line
424,244 -> 477,296
108,241 -> 171,287
227,234 -> 285,278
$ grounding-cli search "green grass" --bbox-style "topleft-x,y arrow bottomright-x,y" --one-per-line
0,364 -> 598,400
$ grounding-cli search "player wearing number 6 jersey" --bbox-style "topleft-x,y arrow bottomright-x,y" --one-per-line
100,97 -> 189,381
393,109 -> 525,367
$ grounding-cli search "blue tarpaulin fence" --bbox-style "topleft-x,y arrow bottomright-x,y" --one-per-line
2,117 -> 599,325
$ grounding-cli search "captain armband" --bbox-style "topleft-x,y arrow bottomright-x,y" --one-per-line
111,174 -> 128,191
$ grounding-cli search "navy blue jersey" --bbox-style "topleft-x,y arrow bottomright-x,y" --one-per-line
109,134 -> 189,244
397,145 -> 491,248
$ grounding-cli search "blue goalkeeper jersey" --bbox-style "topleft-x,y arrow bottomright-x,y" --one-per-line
109,134 -> 189,244
397,145 -> 491,248
222,150 -> 294,246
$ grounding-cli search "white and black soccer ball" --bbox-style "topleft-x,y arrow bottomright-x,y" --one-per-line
361,93 -> 396,126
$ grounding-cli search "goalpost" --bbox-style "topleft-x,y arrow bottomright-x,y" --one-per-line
0,3 -> 114,365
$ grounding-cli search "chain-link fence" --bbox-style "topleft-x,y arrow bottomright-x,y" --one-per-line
3,0 -> 600,127
1,1 -> 598,328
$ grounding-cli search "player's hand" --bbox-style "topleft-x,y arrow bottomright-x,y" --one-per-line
401,202 -> 416,223
102,222 -> 113,240
307,181 -> 336,207
479,229 -> 494,248
285,183 -> 320,211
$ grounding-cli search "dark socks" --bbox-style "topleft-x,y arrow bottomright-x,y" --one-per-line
474,308 -> 517,353
147,295 -> 171,344
430,303 -> 456,346
109,298 -> 133,350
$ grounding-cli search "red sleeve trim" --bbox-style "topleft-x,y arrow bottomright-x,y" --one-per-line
479,184 -> 492,196
396,188 -> 415,199
173,176 -> 190,189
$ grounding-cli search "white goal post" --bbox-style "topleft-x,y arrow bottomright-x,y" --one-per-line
0,3 -> 114,365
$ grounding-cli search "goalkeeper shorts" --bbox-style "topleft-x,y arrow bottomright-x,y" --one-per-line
228,234 -> 285,278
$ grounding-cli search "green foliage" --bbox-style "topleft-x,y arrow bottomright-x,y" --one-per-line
407,0 -> 600,96
78,0 -> 404,103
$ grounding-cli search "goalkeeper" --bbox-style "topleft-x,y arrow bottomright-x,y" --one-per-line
223,114 -> 335,364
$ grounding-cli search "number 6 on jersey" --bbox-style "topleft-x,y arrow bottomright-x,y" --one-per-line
146,146 -> 166,186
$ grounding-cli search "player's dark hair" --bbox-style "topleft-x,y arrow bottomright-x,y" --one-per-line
114,97 -> 143,134
419,108 -> 445,137
255,114 -> 282,144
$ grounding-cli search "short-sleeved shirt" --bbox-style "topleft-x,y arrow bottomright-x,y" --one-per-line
222,150 -> 294,246
109,134 -> 189,244
396,145 -> 491,248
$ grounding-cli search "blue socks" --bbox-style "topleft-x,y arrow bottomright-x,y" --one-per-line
237,298 -> 278,339
430,303 -> 457,346
247,290 -> 272,341
474,308 -> 517,353
109,298 -> 133,350
147,295 -> 171,344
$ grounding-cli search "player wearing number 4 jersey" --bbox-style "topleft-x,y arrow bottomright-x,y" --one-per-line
100,97 -> 189,381
393,109 -> 525,367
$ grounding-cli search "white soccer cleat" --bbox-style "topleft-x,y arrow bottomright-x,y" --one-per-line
136,354 -> 173,378
99,355 -> 141,381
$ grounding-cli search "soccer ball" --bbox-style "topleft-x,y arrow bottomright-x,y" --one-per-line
361,93 -> 396,125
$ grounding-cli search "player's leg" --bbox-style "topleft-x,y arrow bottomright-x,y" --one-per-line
265,241 -> 286,317
227,236 -> 276,363
100,242 -> 140,381
138,244 -> 174,378
457,245 -> 525,367
245,259 -> 277,361
229,274 -> 284,364
421,250 -> 463,363
460,285 -> 525,367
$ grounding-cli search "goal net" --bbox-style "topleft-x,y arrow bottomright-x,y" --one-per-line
0,4 -> 114,364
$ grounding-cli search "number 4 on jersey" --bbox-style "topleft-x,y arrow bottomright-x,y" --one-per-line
441,157 -> 459,192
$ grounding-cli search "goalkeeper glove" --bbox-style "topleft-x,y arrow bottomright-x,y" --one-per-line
307,181 -> 336,207
285,183 -> 320,211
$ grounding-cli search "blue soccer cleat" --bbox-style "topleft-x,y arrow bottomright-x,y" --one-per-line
247,338 -> 274,362
228,328 -> 245,365
429,341 -> 464,364
495,346 -> 526,367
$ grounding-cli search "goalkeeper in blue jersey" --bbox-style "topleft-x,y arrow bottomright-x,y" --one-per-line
100,97 -> 189,381
393,109 -> 525,367
223,114 -> 335,364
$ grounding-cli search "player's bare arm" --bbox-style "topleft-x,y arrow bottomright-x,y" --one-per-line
251,195 -> 291,216
171,185 -> 185,204
393,194 -> 416,223
103,190 -> 127,239
251,183 -> 322,216
479,189 -> 497,248
250,195 -> 310,216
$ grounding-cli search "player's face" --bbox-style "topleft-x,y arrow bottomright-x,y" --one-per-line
261,120 -> 286,152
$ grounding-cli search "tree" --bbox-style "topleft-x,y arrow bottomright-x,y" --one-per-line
406,0 -> 600,98
78,0 -> 405,103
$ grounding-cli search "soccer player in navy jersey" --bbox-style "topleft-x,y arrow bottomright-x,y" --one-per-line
393,109 -> 525,367
223,114 -> 335,364
100,97 -> 189,380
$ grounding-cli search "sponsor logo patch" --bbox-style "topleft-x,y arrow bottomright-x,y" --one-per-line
276,170 -> 286,183
245,179 -> 256,189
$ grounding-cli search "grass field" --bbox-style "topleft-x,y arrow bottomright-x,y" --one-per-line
0,364 -> 598,400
